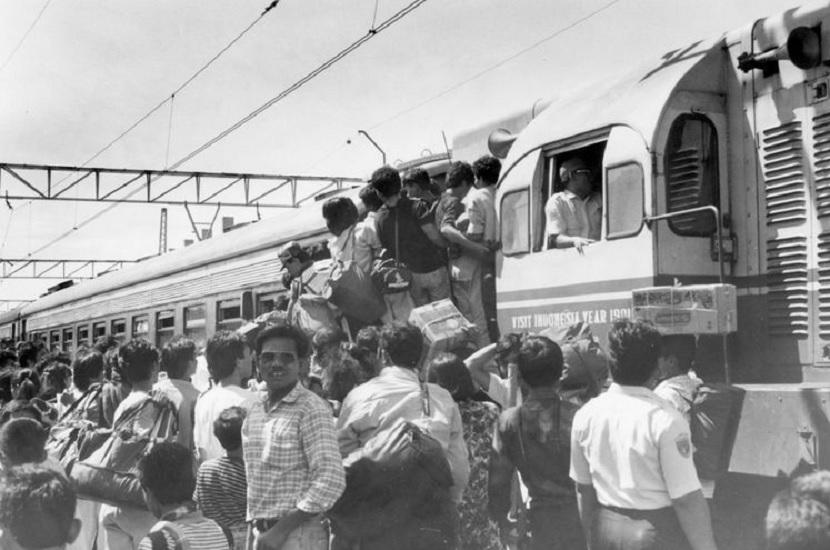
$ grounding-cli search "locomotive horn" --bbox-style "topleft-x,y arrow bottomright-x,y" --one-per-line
738,26 -> 822,72
488,128 -> 517,159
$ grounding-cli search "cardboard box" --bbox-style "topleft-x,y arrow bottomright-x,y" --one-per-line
632,284 -> 737,334
409,299 -> 474,352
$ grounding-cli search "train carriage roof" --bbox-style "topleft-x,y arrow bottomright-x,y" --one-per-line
20,188 -> 362,317
502,36 -> 722,168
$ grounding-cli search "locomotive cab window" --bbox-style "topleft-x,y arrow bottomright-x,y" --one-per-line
664,114 -> 720,235
50,330 -> 60,350
607,163 -> 645,239
539,141 -> 606,251
93,322 -> 106,339
501,152 -> 542,256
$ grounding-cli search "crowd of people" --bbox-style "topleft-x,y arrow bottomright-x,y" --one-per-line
0,160 -> 826,550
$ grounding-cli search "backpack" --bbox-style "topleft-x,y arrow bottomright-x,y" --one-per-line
46,383 -> 106,471
685,383 -> 745,480
544,322 -> 610,404
69,390 -> 179,508
328,384 -> 455,548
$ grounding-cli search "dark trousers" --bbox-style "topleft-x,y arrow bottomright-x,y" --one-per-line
593,506 -> 691,550
528,500 -> 586,550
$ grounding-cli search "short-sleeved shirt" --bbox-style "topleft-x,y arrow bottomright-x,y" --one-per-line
154,374 -> 199,451
435,193 -> 477,281
545,189 -> 601,242
242,382 -> 345,520
569,383 -> 700,509
375,196 -> 445,273
194,385 -> 258,463
467,186 -> 498,242
353,213 -> 382,274
336,366 -> 470,503
653,373 -> 703,425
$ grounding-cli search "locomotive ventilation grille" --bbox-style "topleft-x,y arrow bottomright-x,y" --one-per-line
818,233 -> 830,339
666,147 -> 703,232
762,121 -> 807,226
815,113 -> 830,218
766,236 -> 809,337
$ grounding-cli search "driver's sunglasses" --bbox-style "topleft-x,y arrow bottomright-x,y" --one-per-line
572,168 -> 592,177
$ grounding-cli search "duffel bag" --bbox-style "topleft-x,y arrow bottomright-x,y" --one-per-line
69,391 -> 178,508
326,259 -> 386,323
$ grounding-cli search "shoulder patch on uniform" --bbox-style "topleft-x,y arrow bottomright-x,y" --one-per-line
675,433 -> 692,458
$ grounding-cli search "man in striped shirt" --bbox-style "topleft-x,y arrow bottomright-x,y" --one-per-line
242,324 -> 345,550
138,442 -> 231,550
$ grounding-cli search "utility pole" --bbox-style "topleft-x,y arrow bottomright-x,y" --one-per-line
159,207 -> 168,254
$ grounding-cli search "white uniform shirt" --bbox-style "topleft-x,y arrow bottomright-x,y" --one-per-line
570,383 -> 700,509
545,189 -> 601,243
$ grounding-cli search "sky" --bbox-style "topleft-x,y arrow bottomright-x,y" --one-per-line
0,0 -> 799,305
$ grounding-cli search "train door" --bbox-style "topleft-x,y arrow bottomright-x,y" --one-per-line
654,92 -> 732,283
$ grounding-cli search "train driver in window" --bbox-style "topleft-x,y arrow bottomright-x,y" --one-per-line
545,156 -> 601,253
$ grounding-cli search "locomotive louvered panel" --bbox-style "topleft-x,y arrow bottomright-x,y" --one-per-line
766,236 -> 809,336
667,148 -> 703,232
814,113 -> 830,218
762,122 -> 807,226
817,233 -> 830,338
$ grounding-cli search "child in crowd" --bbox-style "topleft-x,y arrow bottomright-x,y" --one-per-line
0,464 -> 81,550
195,406 -> 248,550
138,442 -> 231,550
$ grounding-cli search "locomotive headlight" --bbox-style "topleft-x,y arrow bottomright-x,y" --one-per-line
787,26 -> 822,70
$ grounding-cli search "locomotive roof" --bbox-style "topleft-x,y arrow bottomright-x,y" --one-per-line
500,36 -> 722,174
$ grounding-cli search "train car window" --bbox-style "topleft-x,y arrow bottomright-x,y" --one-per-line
111,319 -> 126,341
607,163 -> 644,239
256,291 -> 287,315
217,299 -> 242,331
664,114 -> 719,236
77,325 -> 90,346
93,322 -> 106,339
184,304 -> 207,349
50,330 -> 60,351
156,310 -> 175,347
132,315 -> 149,339
62,328 -> 73,352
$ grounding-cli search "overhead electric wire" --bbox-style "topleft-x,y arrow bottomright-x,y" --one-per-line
369,0 -> 623,131
21,0 -> 429,260
166,0 -> 429,171
50,4 -> 279,197
0,0 -> 53,76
